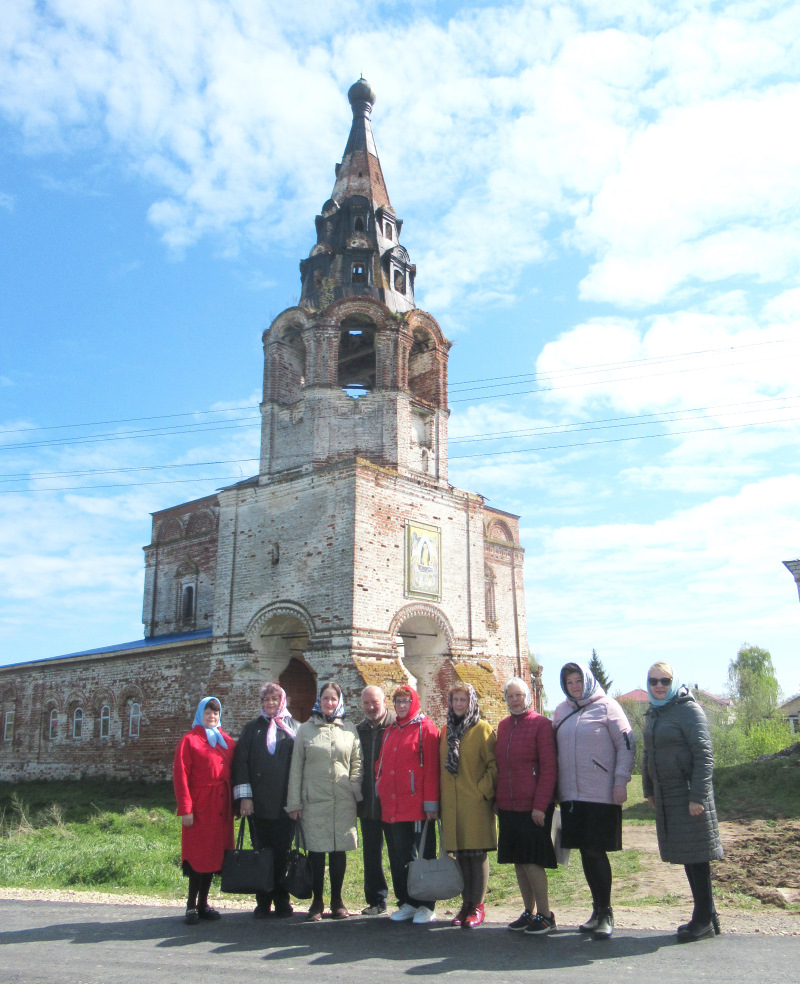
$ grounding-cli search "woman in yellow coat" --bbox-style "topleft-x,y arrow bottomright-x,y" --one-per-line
439,682 -> 497,928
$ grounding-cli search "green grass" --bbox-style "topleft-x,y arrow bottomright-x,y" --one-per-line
1,762 -> 796,906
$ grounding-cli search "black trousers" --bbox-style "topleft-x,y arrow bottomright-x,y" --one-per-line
247,814 -> 294,909
384,819 -> 437,910
361,818 -> 389,907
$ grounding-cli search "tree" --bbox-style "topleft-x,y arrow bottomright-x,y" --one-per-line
588,649 -> 612,692
727,644 -> 781,731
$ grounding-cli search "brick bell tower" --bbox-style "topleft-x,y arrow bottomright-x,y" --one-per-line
259,77 -> 450,484
208,79 -> 532,722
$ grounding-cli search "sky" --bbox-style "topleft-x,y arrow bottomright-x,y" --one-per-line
2,0 -> 800,709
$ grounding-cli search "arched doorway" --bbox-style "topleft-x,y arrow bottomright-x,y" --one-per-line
279,658 -> 317,723
251,611 -> 317,722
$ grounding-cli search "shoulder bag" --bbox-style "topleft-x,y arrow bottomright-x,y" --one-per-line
283,821 -> 314,900
220,817 -> 274,895
407,819 -> 464,901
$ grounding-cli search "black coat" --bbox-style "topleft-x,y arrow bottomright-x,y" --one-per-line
232,716 -> 295,820
356,709 -> 395,821
642,688 -> 723,864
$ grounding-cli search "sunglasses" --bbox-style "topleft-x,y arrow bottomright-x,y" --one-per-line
648,677 -> 672,687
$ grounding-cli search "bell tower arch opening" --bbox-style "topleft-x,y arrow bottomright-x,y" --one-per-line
395,613 -> 450,709
338,315 -> 376,397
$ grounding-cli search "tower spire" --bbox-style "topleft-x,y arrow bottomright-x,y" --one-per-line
299,79 -> 416,313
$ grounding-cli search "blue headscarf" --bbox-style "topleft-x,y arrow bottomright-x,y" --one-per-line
647,664 -> 681,707
311,682 -> 346,722
193,696 -> 228,748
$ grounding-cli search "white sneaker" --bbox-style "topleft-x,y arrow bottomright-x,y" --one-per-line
412,906 -> 436,924
390,904 -> 417,922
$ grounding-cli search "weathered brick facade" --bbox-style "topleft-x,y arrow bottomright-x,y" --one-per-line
0,79 -> 538,782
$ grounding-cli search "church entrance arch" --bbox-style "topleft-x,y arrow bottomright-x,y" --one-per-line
247,607 -> 317,722
392,608 -> 452,710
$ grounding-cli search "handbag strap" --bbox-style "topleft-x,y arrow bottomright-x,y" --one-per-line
293,819 -> 308,852
417,817 -> 447,860
235,816 -> 247,851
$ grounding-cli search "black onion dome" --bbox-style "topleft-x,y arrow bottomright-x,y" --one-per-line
348,77 -> 376,109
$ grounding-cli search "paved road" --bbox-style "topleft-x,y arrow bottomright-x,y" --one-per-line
1,900 -> 797,984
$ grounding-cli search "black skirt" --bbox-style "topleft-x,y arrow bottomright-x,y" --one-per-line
559,800 -> 622,853
497,804 -> 557,868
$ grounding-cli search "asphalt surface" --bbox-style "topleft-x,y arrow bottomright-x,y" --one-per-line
1,900 -> 797,984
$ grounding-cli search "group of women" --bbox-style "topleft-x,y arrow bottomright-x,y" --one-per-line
173,659 -> 723,943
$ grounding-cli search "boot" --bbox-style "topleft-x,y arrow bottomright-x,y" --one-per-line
593,907 -> 613,939
579,909 -> 598,932
306,898 -> 324,922
329,896 -> 349,920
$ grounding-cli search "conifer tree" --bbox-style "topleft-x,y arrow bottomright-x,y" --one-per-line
588,648 -> 612,691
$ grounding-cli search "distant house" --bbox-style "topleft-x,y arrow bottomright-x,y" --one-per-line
779,694 -> 800,735
617,686 -> 733,721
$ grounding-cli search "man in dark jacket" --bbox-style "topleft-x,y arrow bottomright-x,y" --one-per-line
356,686 -> 395,914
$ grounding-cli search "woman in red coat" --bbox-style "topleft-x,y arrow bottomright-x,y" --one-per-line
376,686 -> 440,924
173,696 -> 235,924
496,677 -> 558,935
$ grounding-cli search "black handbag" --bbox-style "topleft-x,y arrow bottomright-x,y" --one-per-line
283,822 -> 314,900
220,817 -> 274,895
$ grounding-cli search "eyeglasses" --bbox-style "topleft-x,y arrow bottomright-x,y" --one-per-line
648,677 -> 672,687
394,697 -> 412,705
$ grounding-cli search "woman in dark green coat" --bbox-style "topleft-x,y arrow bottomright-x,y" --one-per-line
642,661 -> 723,943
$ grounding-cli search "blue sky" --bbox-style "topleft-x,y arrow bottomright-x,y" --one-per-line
2,0 -> 800,707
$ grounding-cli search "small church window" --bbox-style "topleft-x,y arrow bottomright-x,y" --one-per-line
129,702 -> 141,738
3,710 -> 13,742
100,705 -> 111,738
354,216 -> 364,232
352,263 -> 367,284
181,585 -> 195,623
73,707 -> 83,738
394,270 -> 405,293
49,708 -> 57,740
384,222 -> 393,240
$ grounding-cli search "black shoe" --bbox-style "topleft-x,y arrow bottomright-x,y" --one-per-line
579,909 -> 598,932
198,906 -> 222,921
184,908 -> 199,925
254,905 -> 272,919
508,910 -> 533,931
593,907 -> 613,940
274,902 -> 294,918
524,911 -> 557,935
712,912 -> 721,935
677,921 -> 715,942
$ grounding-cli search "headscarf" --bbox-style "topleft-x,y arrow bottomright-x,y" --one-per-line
503,677 -> 532,713
311,682 -> 346,722
193,696 -> 228,748
560,662 -> 602,708
647,662 -> 682,707
260,683 -> 296,754
445,684 -> 481,776
392,685 -> 423,726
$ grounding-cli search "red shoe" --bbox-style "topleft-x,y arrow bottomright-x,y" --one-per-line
451,903 -> 469,926
464,904 -> 485,928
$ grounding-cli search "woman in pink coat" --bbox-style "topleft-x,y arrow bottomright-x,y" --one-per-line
495,677 -> 558,935
553,662 -> 635,940
376,686 -> 440,925
173,696 -> 235,925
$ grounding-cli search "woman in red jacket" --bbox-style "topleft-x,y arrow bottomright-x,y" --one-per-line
376,686 -> 440,925
496,677 -> 558,935
173,696 -> 235,925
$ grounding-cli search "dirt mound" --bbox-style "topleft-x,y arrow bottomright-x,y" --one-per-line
714,819 -> 800,907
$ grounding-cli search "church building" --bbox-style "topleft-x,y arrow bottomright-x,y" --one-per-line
0,80 -> 537,781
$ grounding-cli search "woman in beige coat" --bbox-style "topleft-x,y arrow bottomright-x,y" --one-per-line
439,683 -> 497,928
287,682 -> 362,921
